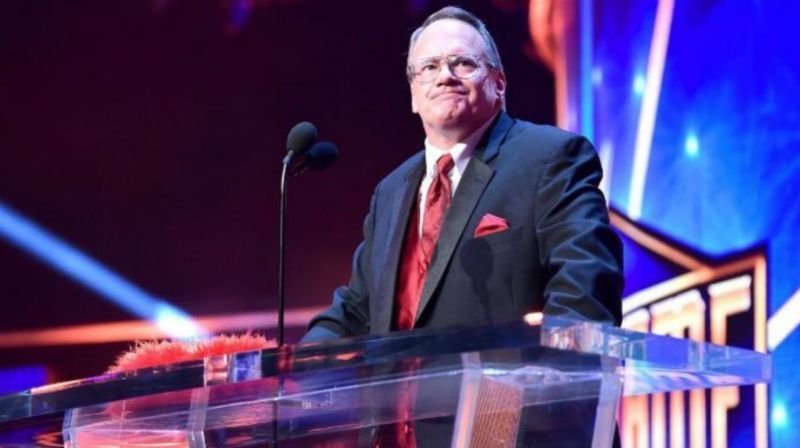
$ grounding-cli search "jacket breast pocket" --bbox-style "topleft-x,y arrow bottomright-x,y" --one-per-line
472,226 -> 524,253
458,226 -> 525,278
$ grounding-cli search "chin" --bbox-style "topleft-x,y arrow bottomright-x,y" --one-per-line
421,106 -> 475,131
437,108 -> 469,125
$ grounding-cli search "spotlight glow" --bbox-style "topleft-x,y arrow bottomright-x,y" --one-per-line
0,202 -> 204,339
772,402 -> 787,428
592,67 -> 603,86
633,73 -> 646,96
685,134 -> 700,157
155,303 -> 205,339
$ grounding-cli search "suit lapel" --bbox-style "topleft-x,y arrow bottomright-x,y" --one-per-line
414,112 -> 515,325
374,155 -> 425,334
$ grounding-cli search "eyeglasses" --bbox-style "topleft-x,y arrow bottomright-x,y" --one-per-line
407,54 -> 495,84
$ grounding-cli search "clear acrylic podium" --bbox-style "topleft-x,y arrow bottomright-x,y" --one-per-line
0,316 -> 771,447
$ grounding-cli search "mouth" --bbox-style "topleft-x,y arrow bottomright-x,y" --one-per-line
432,91 -> 467,100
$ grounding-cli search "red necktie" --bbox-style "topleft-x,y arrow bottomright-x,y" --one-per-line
420,154 -> 455,267
394,154 -> 455,331
380,154 -> 455,448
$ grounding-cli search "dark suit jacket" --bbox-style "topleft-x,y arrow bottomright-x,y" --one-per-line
303,112 -> 622,342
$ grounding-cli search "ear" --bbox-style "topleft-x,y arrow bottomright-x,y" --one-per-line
493,69 -> 507,100
411,85 -> 419,114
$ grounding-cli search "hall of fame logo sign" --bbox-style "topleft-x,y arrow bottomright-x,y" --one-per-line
611,210 -> 769,448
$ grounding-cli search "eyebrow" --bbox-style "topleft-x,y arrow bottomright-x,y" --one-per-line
413,53 -> 476,62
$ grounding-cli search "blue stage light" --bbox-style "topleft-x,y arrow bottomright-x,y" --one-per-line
0,202 -> 203,339
773,401 -> 788,428
684,133 -> 699,157
155,303 -> 204,339
633,73 -> 646,96
592,67 -> 603,86
0,366 -> 47,395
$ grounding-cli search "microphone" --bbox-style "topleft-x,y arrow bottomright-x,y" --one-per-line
282,121 -> 317,165
290,141 -> 339,176
277,122 -> 339,349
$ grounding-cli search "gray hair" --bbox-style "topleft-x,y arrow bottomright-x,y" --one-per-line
406,6 -> 505,79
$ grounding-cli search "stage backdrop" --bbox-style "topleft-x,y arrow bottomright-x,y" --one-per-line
572,1 -> 799,447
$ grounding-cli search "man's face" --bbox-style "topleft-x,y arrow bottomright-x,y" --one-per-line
408,19 -> 506,140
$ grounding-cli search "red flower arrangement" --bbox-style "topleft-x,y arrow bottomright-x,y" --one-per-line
108,332 -> 276,373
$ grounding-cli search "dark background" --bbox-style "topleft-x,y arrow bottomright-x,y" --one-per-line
0,0 -> 554,381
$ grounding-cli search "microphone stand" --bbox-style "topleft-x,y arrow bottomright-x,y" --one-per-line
273,158 -> 292,447
273,121 -> 315,446
278,161 -> 289,347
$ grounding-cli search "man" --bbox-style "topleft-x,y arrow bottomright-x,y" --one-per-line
302,6 -> 622,343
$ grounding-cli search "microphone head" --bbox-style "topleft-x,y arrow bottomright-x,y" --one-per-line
286,121 -> 317,156
305,141 -> 339,171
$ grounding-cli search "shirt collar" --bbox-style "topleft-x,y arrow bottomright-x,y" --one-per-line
423,113 -> 497,178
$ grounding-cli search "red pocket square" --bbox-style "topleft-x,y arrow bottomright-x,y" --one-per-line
474,213 -> 510,238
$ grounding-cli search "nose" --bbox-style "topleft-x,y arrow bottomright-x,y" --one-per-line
435,61 -> 458,84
